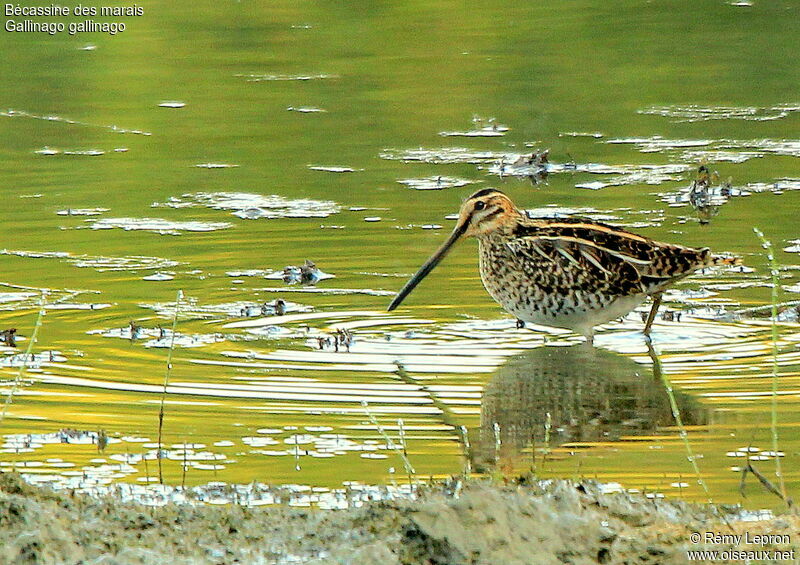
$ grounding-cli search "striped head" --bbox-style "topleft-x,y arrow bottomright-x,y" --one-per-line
387,188 -> 520,311
459,188 -> 520,237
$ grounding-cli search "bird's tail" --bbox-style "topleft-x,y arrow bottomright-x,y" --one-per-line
700,247 -> 742,267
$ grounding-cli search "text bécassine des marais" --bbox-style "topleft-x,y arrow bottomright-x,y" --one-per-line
5,4 -> 143,35
5,4 -> 143,16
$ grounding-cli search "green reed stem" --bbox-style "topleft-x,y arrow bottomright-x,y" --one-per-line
753,227 -> 788,504
157,290 -> 182,484
0,291 -> 47,427
361,399 -> 418,487
647,341 -> 712,503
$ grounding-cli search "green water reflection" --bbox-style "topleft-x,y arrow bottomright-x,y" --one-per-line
1,0 -> 800,508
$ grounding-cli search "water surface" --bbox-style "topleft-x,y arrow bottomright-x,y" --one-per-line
1,0 -> 800,509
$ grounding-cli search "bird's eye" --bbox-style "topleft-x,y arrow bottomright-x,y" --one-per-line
474,201 -> 486,211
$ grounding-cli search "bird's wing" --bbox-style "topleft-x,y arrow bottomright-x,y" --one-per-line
512,218 -> 713,280
504,234 -> 653,294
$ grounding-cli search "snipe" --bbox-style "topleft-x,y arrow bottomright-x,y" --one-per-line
388,188 -> 739,342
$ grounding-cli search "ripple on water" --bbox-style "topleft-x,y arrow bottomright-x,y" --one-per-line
382,147 -> 687,188
194,163 -> 239,169
0,283 -> 101,311
380,147 -> 504,164
0,350 -> 67,368
639,103 -> 800,123
0,108 -> 152,135
154,192 -> 341,219
56,208 -> 109,216
87,326 -> 226,349
236,73 -> 338,82
573,166 -> 688,190
308,165 -> 362,173
138,296 -> 312,320
439,126 -> 507,137
2,249 -> 181,273
397,176 -> 478,190
286,106 -> 326,113
87,217 -> 233,235
35,148 -> 108,156
607,136 -> 800,163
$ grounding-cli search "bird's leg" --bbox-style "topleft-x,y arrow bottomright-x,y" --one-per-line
643,292 -> 663,336
515,319 -> 526,329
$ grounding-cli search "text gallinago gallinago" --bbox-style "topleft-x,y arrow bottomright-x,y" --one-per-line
388,188 -> 739,342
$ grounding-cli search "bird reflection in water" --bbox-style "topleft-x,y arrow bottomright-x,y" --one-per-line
472,344 -> 706,473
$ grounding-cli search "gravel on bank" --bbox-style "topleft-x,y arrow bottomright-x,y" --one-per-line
1,473 -> 796,564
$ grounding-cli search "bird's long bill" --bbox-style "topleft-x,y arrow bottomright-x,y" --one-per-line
387,219 -> 468,311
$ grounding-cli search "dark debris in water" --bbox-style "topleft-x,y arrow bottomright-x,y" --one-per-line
661,166 -> 735,225
267,260 -> 334,285
138,296 -> 309,320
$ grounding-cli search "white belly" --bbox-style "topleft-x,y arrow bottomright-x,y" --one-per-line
499,291 -> 647,338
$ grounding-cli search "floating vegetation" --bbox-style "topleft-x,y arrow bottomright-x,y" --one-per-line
397,176 -> 477,191
236,73 -> 338,82
87,217 -> 233,235
266,260 -> 334,285
154,192 -> 340,219
640,103 -> 800,123
0,108 -> 151,135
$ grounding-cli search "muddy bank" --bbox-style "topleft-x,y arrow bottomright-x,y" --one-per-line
1,473 -> 796,564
